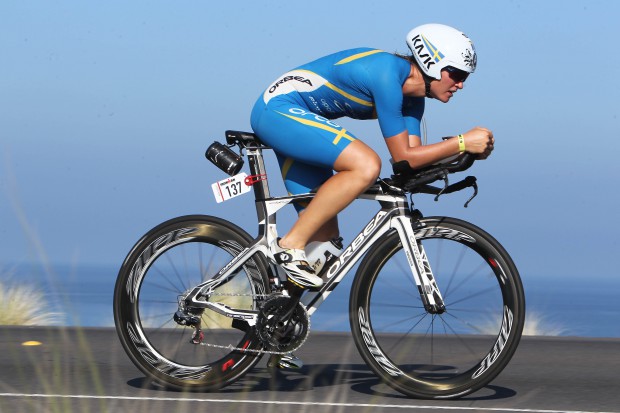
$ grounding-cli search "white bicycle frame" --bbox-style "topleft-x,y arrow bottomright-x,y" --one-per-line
184,143 -> 446,323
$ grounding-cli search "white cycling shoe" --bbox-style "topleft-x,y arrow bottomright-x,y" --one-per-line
272,239 -> 323,289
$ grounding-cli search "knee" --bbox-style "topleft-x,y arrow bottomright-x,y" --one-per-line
369,155 -> 382,180
335,141 -> 382,184
358,153 -> 382,184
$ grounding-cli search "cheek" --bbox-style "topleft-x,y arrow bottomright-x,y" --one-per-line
438,78 -> 452,90
438,83 -> 451,94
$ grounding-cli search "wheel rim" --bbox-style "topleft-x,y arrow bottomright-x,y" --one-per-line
118,223 -> 268,384
360,226 -> 519,392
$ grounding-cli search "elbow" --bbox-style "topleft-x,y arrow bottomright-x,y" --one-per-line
397,156 -> 433,170
392,155 -> 423,169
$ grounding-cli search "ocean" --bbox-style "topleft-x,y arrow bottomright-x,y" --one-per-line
3,262 -> 619,338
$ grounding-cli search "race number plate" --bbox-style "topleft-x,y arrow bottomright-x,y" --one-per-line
211,173 -> 251,203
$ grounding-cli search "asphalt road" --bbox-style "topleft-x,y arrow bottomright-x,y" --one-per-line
0,326 -> 619,413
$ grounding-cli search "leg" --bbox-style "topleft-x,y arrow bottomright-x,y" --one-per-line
280,140 -> 381,250
251,99 -> 379,250
298,213 -> 339,243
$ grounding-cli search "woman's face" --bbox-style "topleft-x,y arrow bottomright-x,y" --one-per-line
430,68 -> 468,103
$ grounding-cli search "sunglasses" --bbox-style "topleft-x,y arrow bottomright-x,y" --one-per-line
444,66 -> 469,83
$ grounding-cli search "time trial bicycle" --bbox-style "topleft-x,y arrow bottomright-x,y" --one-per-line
113,130 -> 525,399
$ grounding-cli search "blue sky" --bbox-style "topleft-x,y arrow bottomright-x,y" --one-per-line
1,0 -> 619,288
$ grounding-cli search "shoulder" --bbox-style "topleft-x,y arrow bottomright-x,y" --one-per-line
298,48 -> 382,67
376,53 -> 411,75
333,49 -> 412,84
300,48 -> 406,67
352,51 -> 412,83
334,48 -> 410,70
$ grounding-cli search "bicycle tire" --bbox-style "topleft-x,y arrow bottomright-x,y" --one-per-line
113,215 -> 271,391
350,216 -> 525,399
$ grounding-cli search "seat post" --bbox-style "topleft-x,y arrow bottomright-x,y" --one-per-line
245,145 -> 276,238
245,145 -> 270,200
223,131 -> 275,236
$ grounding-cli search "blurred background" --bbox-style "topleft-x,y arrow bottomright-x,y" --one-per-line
1,0 -> 618,335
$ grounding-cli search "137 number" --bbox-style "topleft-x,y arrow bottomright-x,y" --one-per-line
226,182 -> 242,197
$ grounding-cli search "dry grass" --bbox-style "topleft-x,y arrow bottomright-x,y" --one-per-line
2,154 -> 65,326
522,311 -> 568,336
478,310 -> 568,337
0,279 -> 64,326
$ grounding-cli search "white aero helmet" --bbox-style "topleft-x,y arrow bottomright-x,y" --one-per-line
406,24 -> 477,80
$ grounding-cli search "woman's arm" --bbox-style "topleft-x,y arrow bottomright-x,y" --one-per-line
385,127 -> 494,169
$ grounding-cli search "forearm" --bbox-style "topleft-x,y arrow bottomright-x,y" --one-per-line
385,126 -> 494,168
386,132 -> 462,169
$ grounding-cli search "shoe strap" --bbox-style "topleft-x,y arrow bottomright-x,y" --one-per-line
274,247 -> 308,265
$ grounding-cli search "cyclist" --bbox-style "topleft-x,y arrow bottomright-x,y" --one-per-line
251,24 -> 494,367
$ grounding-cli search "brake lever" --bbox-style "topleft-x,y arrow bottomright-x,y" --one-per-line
432,175 -> 479,207
464,180 -> 478,208
433,171 -> 449,202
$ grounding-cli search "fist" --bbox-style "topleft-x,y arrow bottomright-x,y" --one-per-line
463,127 -> 494,159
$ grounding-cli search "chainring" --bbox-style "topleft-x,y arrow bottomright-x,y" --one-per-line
256,295 -> 309,353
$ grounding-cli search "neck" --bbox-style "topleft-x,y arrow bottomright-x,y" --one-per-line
403,64 -> 430,98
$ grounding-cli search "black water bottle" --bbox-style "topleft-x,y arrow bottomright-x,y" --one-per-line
205,141 -> 244,176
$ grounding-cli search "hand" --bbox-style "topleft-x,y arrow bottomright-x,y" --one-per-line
462,127 -> 494,159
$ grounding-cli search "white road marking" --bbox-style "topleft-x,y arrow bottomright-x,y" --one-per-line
0,393 -> 616,413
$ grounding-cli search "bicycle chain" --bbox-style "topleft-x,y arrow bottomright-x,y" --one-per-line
194,291 -> 310,356
198,339 -> 306,356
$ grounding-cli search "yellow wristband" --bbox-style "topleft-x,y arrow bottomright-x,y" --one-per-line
458,134 -> 466,153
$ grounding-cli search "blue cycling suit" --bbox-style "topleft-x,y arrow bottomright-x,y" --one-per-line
250,48 -> 425,209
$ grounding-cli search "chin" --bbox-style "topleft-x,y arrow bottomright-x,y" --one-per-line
429,91 -> 452,103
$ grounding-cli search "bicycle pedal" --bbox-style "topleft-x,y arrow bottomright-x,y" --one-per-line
190,328 -> 204,345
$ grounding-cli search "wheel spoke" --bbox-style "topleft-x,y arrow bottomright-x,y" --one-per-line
446,285 -> 498,307
354,218 -> 524,398
164,250 -> 190,292
371,302 -> 425,310
115,220 -> 270,391
150,264 -> 186,295
436,314 -> 487,356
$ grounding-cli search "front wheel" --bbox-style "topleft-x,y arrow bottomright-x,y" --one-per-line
113,215 -> 271,391
350,216 -> 525,399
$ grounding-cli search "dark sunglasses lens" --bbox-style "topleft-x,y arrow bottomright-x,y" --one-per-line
446,67 -> 468,82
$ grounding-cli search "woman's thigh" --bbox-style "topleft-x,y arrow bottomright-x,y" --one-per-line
252,98 -> 359,197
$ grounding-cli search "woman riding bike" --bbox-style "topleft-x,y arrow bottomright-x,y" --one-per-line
250,23 -> 494,368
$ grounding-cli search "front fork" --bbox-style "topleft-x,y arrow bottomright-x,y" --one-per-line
392,213 -> 446,314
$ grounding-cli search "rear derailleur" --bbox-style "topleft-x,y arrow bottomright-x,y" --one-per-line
173,303 -> 205,345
